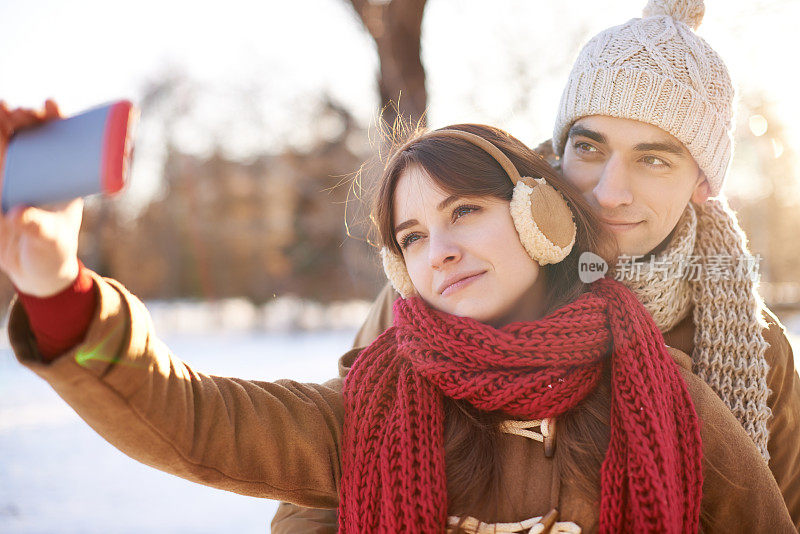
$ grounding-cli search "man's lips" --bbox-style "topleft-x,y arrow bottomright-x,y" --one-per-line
601,218 -> 643,231
437,271 -> 486,296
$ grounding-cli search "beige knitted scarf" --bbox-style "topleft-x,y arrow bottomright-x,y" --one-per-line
615,199 -> 771,461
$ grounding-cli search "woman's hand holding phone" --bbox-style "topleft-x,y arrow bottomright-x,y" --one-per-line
0,100 -> 83,298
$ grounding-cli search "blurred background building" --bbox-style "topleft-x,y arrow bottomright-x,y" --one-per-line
0,0 -> 797,312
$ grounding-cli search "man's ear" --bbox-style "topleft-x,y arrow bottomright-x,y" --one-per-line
691,171 -> 711,204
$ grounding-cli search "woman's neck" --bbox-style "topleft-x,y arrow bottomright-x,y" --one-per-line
488,273 -> 549,327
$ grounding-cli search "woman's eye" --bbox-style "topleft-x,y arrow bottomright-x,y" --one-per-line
399,232 -> 421,249
641,155 -> 670,168
452,205 -> 480,220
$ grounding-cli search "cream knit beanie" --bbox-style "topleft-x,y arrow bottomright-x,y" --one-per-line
553,0 -> 734,196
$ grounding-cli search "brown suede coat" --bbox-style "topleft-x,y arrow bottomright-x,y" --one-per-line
274,282 -> 800,533
9,275 -> 796,533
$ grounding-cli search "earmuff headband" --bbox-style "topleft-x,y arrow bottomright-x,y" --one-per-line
388,128 -> 524,186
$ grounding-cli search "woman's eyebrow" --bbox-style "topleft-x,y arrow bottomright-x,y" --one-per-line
394,195 -> 462,234
437,194 -> 460,211
394,219 -> 418,234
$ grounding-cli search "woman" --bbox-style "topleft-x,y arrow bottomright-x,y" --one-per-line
1,109 -> 793,532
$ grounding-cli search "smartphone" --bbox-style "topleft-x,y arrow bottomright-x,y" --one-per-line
1,100 -> 138,213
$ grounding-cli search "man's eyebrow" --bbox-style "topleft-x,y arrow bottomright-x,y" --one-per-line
393,195 -> 461,235
568,125 -> 606,144
569,124 -> 687,158
633,141 -> 686,157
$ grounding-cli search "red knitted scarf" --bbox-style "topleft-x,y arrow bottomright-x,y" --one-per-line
340,277 -> 702,533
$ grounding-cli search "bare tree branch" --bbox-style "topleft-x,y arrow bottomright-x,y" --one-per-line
347,0 -> 428,128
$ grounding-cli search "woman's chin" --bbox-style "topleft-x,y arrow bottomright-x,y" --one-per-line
439,298 -> 500,324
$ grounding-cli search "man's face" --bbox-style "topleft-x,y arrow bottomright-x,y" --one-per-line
561,115 -> 709,256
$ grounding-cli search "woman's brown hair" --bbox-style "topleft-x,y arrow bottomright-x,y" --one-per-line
370,123 -> 615,522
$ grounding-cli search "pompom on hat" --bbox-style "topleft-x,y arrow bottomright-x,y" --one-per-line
643,0 -> 704,28
553,0 -> 734,196
382,129 -> 577,299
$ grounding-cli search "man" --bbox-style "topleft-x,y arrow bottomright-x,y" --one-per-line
272,0 -> 800,531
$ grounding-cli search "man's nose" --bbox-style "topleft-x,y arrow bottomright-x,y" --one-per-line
593,156 -> 634,209
428,231 -> 461,269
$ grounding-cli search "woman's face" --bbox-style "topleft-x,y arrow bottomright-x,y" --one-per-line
392,166 -> 545,325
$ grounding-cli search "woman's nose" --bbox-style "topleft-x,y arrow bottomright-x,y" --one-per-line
428,231 -> 461,269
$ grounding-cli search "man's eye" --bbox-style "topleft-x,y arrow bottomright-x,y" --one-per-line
399,232 -> 421,249
573,141 -> 598,154
453,205 -> 480,220
641,155 -> 669,168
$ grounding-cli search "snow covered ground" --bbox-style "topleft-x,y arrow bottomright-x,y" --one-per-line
1,304 -> 799,534
0,322 -> 356,534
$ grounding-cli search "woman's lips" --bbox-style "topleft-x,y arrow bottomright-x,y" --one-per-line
439,272 -> 486,297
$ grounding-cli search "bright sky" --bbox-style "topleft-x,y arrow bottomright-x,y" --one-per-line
0,0 -> 797,204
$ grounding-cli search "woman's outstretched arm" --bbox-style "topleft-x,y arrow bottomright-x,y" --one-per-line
9,270 -> 347,508
1,101 -> 346,508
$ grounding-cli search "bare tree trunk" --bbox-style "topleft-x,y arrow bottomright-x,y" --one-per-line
347,0 -> 428,128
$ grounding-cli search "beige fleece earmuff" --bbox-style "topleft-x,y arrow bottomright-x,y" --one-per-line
382,129 -> 577,298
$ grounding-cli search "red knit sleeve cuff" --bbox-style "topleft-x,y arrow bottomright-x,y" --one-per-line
16,262 -> 98,362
